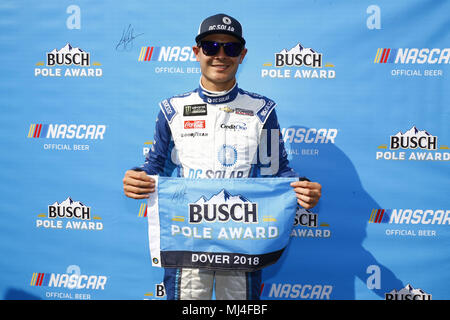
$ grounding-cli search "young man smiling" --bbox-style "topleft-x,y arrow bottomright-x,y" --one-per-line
123,13 -> 322,300
192,33 -> 247,92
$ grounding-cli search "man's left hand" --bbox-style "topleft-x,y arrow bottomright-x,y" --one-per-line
290,180 -> 322,209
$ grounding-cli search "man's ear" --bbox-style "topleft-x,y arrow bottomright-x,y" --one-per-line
239,48 -> 248,64
192,46 -> 201,62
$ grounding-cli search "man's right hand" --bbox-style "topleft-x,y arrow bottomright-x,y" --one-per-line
123,170 -> 155,199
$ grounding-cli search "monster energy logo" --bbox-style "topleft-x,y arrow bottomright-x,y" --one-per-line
183,104 -> 207,116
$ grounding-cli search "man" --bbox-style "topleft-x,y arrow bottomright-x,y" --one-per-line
123,13 -> 322,300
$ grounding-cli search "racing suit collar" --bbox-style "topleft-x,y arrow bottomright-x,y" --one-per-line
198,81 -> 239,104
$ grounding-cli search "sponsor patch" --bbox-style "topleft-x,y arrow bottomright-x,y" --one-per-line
183,104 -> 207,116
184,120 -> 206,129
235,108 -> 254,116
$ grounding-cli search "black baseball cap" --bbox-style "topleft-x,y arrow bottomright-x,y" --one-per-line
195,13 -> 246,45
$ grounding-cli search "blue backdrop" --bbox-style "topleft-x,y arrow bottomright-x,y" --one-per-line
0,0 -> 448,300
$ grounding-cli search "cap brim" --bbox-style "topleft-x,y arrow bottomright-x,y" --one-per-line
195,30 -> 246,45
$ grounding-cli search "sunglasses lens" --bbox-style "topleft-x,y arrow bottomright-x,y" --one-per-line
200,41 -> 220,56
200,41 -> 243,57
223,43 -> 243,57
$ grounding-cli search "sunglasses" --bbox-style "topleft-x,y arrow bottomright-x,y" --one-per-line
198,41 -> 244,57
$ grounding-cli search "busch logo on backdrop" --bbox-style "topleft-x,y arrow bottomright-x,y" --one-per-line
48,197 -> 91,220
261,42 -> 335,79
274,44 -> 322,68
46,44 -> 90,67
376,126 -> 449,161
35,43 -> 102,77
389,127 -> 437,150
385,284 -> 432,300
35,197 -> 103,231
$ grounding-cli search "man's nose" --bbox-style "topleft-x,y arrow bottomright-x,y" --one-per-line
215,46 -> 227,58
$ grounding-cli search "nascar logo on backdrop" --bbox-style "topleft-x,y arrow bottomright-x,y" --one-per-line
27,123 -> 106,151
260,282 -> 333,300
282,127 -> 338,158
30,265 -> 107,300
138,44 -> 201,74
374,47 -> 449,77
368,207 -> 449,237
34,43 -> 102,77
138,202 -> 148,218
261,42 -> 335,79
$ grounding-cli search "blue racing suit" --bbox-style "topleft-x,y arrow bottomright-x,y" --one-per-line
134,82 -> 298,300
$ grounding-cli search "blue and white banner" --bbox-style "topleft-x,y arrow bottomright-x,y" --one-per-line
147,176 -> 298,271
